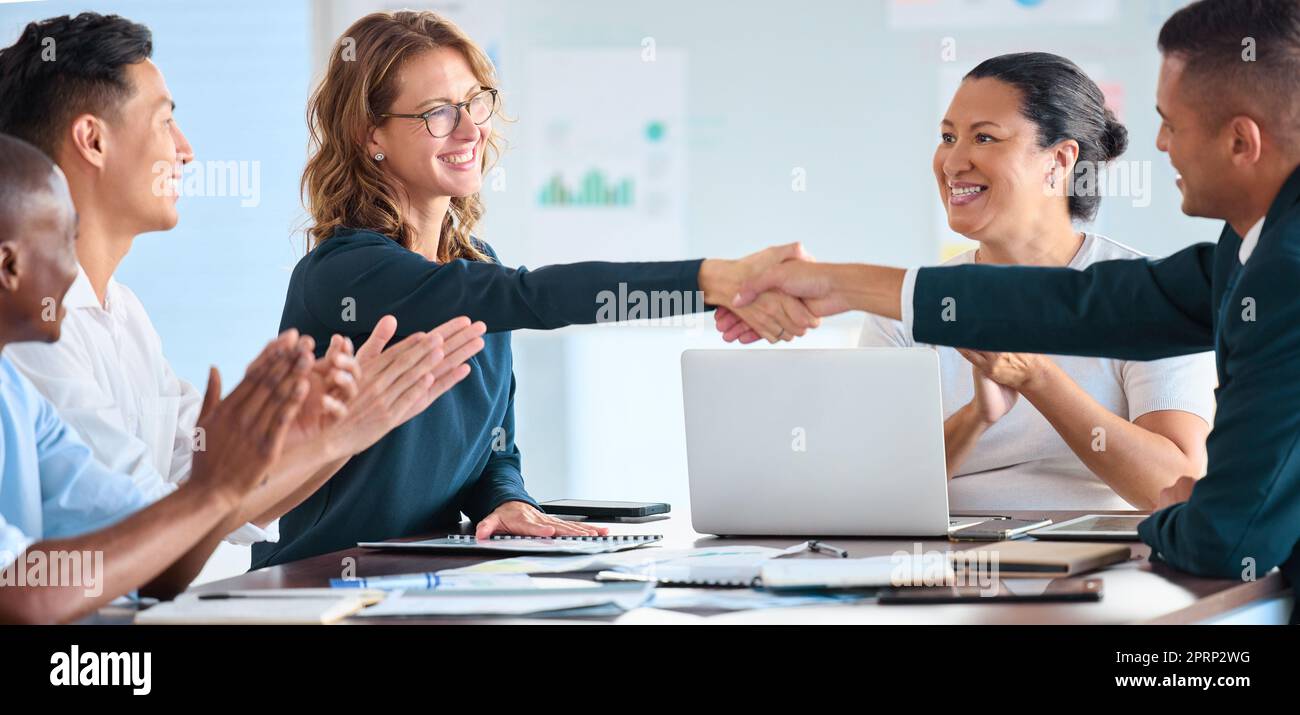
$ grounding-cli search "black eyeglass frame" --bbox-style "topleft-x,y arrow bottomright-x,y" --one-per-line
377,88 -> 499,138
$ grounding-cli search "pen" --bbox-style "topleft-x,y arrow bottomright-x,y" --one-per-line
329,573 -> 441,590
195,589 -> 387,607
808,540 -> 848,558
328,572 -> 535,591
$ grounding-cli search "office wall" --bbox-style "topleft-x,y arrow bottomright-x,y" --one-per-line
0,0 -> 313,581
0,0 -> 1211,580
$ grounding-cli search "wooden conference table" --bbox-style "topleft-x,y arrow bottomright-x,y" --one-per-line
173,508 -> 1291,625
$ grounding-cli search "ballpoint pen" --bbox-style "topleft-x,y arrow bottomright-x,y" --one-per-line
807,540 -> 848,558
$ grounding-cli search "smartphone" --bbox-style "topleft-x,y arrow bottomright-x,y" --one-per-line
538,500 -> 670,519
878,577 -> 1103,604
949,518 -> 1053,541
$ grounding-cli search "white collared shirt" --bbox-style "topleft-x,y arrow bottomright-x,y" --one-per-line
5,267 -> 276,545
1238,217 -> 1266,264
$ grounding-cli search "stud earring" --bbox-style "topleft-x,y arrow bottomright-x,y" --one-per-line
374,153 -> 385,161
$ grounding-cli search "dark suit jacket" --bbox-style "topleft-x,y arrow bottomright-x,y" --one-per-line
912,167 -> 1300,617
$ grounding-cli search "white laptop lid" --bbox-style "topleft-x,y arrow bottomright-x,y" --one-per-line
681,348 -> 950,537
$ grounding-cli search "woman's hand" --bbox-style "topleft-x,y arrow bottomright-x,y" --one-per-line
968,361 -> 1019,425
957,349 -> 1053,392
474,500 -> 609,540
325,315 -> 486,459
941,353 -> 1021,478
714,296 -> 818,344
699,243 -> 821,343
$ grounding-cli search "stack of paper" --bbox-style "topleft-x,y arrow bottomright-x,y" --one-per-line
439,544 -> 804,587
355,581 -> 653,618
759,555 -> 956,590
135,589 -> 384,625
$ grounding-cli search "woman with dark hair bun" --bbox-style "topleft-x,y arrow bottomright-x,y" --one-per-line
858,52 -> 1215,511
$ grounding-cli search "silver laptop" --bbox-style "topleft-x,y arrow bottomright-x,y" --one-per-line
681,348 -> 956,537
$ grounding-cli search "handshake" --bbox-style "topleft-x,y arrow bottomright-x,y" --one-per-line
699,243 -> 897,343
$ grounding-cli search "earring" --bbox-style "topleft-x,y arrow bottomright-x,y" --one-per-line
1049,171 -> 1056,189
374,153 -> 385,161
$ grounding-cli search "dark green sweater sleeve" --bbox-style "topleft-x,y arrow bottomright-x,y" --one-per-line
464,373 -> 536,521
303,232 -> 706,335
912,242 -> 1217,360
1138,251 -> 1300,579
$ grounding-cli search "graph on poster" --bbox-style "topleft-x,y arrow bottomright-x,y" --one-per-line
525,49 -> 687,263
537,170 -> 635,208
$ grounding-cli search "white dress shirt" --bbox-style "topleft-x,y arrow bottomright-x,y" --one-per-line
1238,216 -> 1265,264
5,267 -> 276,545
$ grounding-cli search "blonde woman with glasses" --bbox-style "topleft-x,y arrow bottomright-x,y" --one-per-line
257,10 -> 815,567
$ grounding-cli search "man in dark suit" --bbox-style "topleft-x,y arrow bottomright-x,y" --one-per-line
724,0 -> 1300,611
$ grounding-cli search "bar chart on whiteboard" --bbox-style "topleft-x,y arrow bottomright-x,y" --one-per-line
524,48 -> 688,265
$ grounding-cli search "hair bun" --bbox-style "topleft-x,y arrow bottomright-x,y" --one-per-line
1101,111 -> 1129,161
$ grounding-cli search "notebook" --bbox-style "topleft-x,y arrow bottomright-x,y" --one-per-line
357,533 -> 663,555
596,543 -> 815,587
952,541 -> 1132,578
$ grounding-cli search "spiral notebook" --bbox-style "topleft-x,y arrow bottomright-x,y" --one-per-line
357,534 -> 664,555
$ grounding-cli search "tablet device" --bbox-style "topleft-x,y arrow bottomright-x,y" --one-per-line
1027,514 -> 1145,541
538,500 -> 670,519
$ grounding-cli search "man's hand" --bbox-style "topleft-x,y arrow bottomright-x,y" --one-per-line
717,259 -> 853,343
1155,475 -> 1199,510
724,261 -> 907,340
474,500 -> 609,540
323,315 -> 487,457
187,330 -> 314,508
735,259 -> 854,315
289,333 -> 361,447
699,243 -> 821,343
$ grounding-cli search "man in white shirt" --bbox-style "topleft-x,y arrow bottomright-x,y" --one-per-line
6,266 -> 277,544
0,130 -> 333,623
0,14 -> 286,547
0,13 -> 486,556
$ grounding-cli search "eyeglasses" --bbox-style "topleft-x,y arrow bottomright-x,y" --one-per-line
377,88 -> 499,139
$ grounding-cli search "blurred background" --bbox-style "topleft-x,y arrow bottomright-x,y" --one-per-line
0,0 -> 1213,579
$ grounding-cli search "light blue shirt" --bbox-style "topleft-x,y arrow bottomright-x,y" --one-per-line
0,353 -> 150,570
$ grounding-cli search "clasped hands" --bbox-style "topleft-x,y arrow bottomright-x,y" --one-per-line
703,243 -> 844,344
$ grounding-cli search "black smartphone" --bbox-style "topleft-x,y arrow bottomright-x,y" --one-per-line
538,500 -> 670,519
949,518 -> 1053,541
878,577 -> 1103,604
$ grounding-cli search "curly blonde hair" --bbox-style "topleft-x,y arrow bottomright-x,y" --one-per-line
301,10 -> 502,262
